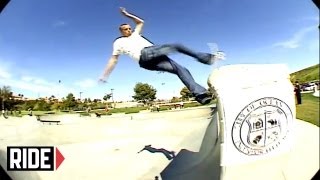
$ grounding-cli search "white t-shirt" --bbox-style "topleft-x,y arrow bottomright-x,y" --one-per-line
112,31 -> 154,62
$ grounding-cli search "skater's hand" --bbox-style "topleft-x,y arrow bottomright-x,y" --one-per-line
98,77 -> 107,84
120,7 -> 129,16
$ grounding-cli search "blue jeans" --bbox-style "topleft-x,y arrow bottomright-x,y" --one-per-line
139,44 -> 211,97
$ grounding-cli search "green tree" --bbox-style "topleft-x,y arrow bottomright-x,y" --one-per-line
22,100 -> 36,110
171,96 -> 180,103
51,102 -> 61,111
0,86 -> 12,112
33,99 -> 51,111
103,93 -> 112,101
180,87 -> 193,100
132,82 -> 157,104
62,93 -> 77,110
48,95 -> 56,102
18,94 -> 24,100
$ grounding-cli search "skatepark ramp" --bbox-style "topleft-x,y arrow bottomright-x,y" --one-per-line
160,107 -> 221,180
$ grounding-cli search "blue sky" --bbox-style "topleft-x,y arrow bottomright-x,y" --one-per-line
0,0 -> 319,101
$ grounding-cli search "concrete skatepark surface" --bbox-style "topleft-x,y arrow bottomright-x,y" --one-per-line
0,106 -> 219,180
0,105 -> 319,180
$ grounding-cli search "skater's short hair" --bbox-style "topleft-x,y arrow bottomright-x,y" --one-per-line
119,23 -> 130,30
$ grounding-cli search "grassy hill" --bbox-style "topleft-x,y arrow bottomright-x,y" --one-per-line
290,64 -> 319,83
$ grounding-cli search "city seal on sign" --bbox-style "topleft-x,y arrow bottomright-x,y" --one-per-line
231,97 -> 293,156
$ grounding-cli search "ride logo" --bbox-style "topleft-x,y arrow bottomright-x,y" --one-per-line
7,146 -> 65,171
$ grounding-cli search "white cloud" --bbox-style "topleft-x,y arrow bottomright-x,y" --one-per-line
20,76 -> 51,85
304,16 -> 319,22
21,76 -> 33,82
74,78 -> 97,89
307,39 -> 320,51
0,57 -> 109,100
272,26 -> 315,49
34,78 -> 50,85
0,66 -> 11,79
0,58 -> 13,79
294,16 -> 319,23
52,20 -> 67,27
0,76 -> 76,98
0,59 -> 77,98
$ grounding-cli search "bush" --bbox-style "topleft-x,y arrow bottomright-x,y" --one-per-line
159,106 -> 171,111
184,102 -> 201,108
79,112 -> 91,116
182,99 -> 216,108
109,106 -> 147,114
125,110 -> 140,114
123,108 -> 141,114
8,113 -> 22,117
94,111 -> 112,116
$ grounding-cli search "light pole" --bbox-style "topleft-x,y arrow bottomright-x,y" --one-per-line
79,92 -> 83,102
57,80 -> 61,102
0,88 -> 3,116
111,89 -> 115,108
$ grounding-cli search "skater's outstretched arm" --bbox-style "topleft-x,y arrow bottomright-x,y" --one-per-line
120,7 -> 144,34
137,148 -> 145,154
99,55 -> 119,82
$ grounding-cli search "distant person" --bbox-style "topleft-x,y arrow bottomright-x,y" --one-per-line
99,7 -> 225,105
180,101 -> 184,109
294,81 -> 302,105
28,108 -> 33,116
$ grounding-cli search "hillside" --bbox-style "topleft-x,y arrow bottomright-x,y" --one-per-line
290,64 -> 319,83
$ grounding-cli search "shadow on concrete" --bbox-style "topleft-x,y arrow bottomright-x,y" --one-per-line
2,113 -> 8,119
0,149 -> 12,180
0,164 -> 12,180
0,149 -> 41,180
312,169 -> 320,180
160,107 -> 221,180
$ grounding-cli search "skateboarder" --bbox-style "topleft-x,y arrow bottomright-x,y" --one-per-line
99,7 -> 225,105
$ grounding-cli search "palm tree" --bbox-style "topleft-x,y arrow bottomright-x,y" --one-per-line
49,95 -> 55,102
103,93 -> 112,101
18,94 -> 24,100
0,86 -> 12,114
